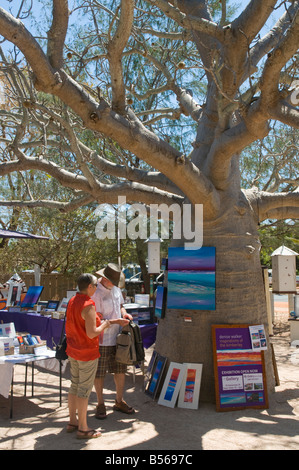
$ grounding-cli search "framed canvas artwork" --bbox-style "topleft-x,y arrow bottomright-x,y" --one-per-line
46,300 -> 60,311
155,286 -> 167,319
7,283 -> 22,307
20,286 -> 44,308
178,363 -> 203,409
167,246 -> 216,310
57,297 -> 69,312
144,350 -> 157,392
145,354 -> 167,399
158,362 -> 187,408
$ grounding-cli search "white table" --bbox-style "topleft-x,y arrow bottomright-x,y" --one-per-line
0,351 -> 67,418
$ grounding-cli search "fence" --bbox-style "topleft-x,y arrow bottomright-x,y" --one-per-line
0,272 -> 76,301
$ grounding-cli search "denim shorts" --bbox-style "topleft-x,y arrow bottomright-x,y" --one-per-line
68,356 -> 98,399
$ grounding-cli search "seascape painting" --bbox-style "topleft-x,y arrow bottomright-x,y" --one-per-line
158,362 -> 187,408
155,286 -> 166,319
167,247 -> 216,310
163,367 -> 181,401
178,363 -> 203,409
21,286 -> 44,308
148,358 -> 164,394
183,368 -> 196,403
146,355 -> 167,398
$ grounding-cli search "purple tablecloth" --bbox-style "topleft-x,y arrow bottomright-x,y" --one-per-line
140,323 -> 157,349
0,310 -> 62,348
0,310 -> 157,349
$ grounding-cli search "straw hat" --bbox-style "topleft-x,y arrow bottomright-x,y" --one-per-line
96,263 -> 125,288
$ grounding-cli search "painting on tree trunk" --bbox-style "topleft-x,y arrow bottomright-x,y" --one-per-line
167,247 -> 216,310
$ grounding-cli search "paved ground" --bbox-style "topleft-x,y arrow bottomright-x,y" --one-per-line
0,302 -> 298,452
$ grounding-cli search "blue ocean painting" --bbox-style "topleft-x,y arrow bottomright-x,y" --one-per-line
21,285 -> 44,308
167,247 -> 216,310
155,286 -> 164,318
220,393 -> 246,405
163,367 -> 180,401
148,359 -> 164,394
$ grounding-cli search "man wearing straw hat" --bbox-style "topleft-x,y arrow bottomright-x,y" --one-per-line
92,263 -> 135,419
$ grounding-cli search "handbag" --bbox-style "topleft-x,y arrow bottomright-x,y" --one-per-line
55,311 -> 68,361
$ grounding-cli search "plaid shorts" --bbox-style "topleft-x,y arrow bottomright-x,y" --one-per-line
96,345 -> 127,378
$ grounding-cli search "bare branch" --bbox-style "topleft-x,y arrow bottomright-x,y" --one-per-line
242,3 -> 297,82
0,197 -> 93,212
107,0 -> 134,113
0,7 -> 56,90
47,0 -> 69,69
231,0 -> 278,42
204,111 -> 270,190
0,148 -> 186,208
259,5 -> 299,106
257,190 -> 299,222
261,206 -> 299,220
144,0 -> 225,42
88,148 -> 182,195
270,99 -> 299,129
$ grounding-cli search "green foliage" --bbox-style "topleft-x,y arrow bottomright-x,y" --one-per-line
259,221 -> 299,272
0,0 -> 297,280
0,204 -> 141,276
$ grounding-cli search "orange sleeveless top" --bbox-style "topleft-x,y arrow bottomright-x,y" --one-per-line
66,293 -> 101,361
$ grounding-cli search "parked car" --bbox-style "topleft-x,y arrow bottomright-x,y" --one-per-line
125,272 -> 143,285
125,270 -> 164,296
122,264 -> 141,279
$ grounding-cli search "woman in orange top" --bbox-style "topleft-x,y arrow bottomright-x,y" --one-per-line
66,273 -> 110,439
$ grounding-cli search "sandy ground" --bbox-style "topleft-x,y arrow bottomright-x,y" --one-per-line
0,306 -> 298,452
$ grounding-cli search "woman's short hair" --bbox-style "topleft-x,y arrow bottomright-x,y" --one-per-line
77,273 -> 97,292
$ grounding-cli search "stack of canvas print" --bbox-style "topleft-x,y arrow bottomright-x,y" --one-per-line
144,351 -> 167,399
145,351 -> 203,409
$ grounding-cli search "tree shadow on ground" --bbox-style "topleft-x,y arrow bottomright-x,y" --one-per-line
1,331 -> 298,451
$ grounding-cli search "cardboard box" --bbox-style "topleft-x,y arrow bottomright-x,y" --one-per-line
19,341 -> 47,354
52,311 -> 65,320
0,337 -> 14,356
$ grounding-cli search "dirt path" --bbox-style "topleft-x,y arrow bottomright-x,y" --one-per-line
0,310 -> 298,451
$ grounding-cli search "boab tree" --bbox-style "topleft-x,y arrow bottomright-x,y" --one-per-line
0,0 -> 298,400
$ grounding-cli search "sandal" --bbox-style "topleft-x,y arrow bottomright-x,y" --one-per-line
95,403 -> 107,420
76,429 -> 102,440
66,423 -> 78,433
113,400 -> 135,415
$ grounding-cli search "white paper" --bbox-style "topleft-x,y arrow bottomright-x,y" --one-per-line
249,324 -> 267,350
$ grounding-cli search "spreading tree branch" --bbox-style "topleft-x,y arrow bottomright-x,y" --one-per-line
47,0 -> 69,69
107,0 -> 134,113
252,190 -> 299,222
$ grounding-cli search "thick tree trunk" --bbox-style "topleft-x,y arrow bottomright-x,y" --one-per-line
155,192 -> 275,402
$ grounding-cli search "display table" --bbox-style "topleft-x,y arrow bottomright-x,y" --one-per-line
140,322 -> 157,349
0,310 -> 62,348
0,310 -> 157,350
0,310 -> 157,417
0,308 -> 157,419
0,350 -> 65,418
